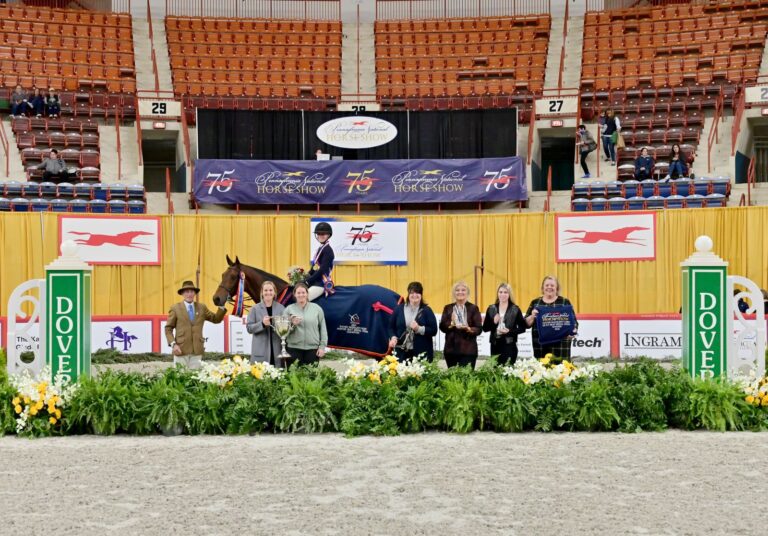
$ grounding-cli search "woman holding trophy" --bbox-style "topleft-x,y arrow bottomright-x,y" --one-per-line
284,282 -> 328,365
388,281 -> 438,363
245,281 -> 286,365
482,283 -> 528,366
439,281 -> 483,369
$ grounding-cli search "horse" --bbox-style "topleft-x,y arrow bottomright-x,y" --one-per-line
213,256 -> 403,357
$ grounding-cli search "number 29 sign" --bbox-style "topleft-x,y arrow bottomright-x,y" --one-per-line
309,218 -> 408,265
138,100 -> 182,118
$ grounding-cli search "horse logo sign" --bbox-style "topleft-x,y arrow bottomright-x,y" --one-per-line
555,212 -> 657,262
58,216 -> 161,265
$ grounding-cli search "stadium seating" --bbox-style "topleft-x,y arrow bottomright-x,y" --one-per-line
374,15 -> 550,116
0,5 -> 135,93
0,178 -> 146,212
570,176 -> 731,211
580,0 -> 768,177
166,16 -> 342,102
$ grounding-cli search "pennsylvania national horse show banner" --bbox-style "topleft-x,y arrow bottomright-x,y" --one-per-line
194,157 -> 527,205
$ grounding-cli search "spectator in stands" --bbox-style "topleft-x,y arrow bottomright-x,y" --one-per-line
601,109 -> 621,166
665,143 -> 688,180
45,88 -> 60,118
28,87 -> 45,118
576,124 -> 597,179
37,149 -> 69,183
634,147 -> 655,180
10,85 -> 26,117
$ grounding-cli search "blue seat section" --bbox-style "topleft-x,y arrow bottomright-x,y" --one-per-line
107,199 -> 127,213
590,197 -> 608,211
50,199 -> 69,212
627,196 -> 646,210
69,199 -> 88,213
646,195 -> 665,209
88,199 -> 108,213
0,197 -> 10,211
127,200 -> 146,214
706,193 -> 726,207
608,197 -> 626,211
686,194 -> 706,208
666,195 -> 685,209
10,198 -> 29,212
29,198 -> 50,212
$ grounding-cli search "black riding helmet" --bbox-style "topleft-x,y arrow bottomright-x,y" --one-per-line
314,221 -> 333,237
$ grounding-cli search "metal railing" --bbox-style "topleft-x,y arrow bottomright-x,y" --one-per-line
135,95 -> 143,167
557,0 -> 568,90
115,111 -> 122,181
707,94 -> 723,174
732,88 -> 746,157
0,118 -> 9,179
375,0 -> 551,19
165,0 -> 341,19
747,154 -> 756,206
147,0 -> 160,92
165,167 -> 175,214
181,106 -> 191,168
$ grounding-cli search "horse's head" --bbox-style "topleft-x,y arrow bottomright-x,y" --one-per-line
213,255 -> 241,307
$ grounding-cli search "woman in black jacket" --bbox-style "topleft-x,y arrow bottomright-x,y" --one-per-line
388,281 -> 438,362
483,283 -> 528,366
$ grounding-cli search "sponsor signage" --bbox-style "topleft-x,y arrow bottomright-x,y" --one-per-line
555,212 -> 657,262
619,319 -> 681,359
46,271 -> 91,382
58,216 -> 162,265
316,116 -> 397,149
194,157 -> 527,205
310,218 -> 407,265
11,322 -> 40,354
92,321 -> 153,354
160,319 -> 226,354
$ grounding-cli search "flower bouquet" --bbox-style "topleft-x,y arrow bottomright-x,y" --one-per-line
342,354 -> 428,383
9,367 -> 77,436
196,355 -> 282,387
287,265 -> 307,286
502,355 -> 602,387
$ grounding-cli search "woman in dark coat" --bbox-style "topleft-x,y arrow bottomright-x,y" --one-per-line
483,282 -> 528,366
388,281 -> 438,362
439,281 -> 483,369
525,276 -> 579,362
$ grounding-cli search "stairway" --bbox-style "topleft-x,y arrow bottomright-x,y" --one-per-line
132,18 -> 174,93
341,22 -> 376,97
98,124 -> 141,184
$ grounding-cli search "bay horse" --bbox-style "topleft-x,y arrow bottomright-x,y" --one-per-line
213,256 -> 403,357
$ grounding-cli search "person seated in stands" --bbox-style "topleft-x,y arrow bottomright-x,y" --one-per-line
28,87 -> 45,118
634,147 -> 654,180
45,88 -> 60,118
37,149 -> 70,183
664,143 -> 688,180
10,85 -> 27,117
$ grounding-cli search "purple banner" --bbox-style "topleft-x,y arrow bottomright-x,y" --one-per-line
194,158 -> 527,205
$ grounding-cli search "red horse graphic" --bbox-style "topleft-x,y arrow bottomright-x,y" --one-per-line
67,231 -> 154,251
562,226 -> 648,245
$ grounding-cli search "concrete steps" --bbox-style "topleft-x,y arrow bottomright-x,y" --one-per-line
132,18 -> 174,93
98,124 -> 141,184
543,17 -> 564,90
342,22 -> 375,96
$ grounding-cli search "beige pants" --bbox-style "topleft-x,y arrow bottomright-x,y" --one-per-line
173,355 -> 202,369
308,286 -> 324,301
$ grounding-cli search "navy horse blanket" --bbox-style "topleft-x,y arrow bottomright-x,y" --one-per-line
281,285 -> 403,357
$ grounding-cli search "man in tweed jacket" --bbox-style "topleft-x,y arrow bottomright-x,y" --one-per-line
165,280 -> 226,369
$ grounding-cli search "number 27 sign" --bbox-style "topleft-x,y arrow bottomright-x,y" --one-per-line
534,96 -> 578,116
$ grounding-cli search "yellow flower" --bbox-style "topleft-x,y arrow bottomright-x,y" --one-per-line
49,417 -> 57,425
251,367 -> 263,380
23,396 -> 30,405
540,356 -> 551,366
55,409 -> 61,419
761,397 -> 768,407
29,407 -> 38,416
746,395 -> 756,405
12,397 -> 20,406
35,401 -> 44,411
14,405 -> 22,414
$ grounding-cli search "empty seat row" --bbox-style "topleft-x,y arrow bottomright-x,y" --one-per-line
171,57 -> 340,72
0,181 -> 145,200
0,74 -> 137,93
18,135 -> 99,154
0,6 -> 130,26
0,33 -> 134,53
173,82 -> 341,99
376,41 -> 548,57
572,194 -> 727,211
573,178 -> 730,198
377,54 -> 547,71
0,60 -> 134,79
584,25 -> 767,50
167,17 -> 341,33
375,29 -> 547,46
166,43 -> 340,58
174,69 -> 340,85
0,48 -> 134,66
12,117 -> 99,134
0,198 -> 145,213
166,30 -> 341,46
0,21 -> 132,40
376,15 -> 549,33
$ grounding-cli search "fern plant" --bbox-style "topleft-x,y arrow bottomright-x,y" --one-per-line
274,372 -> 339,433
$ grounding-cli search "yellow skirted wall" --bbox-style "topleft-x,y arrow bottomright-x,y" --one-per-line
0,207 -> 765,316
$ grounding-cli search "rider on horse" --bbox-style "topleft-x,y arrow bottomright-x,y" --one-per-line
306,221 -> 335,301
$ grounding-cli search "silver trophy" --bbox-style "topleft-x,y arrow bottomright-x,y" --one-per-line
272,315 -> 293,363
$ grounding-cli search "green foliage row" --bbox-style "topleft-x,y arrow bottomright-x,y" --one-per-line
1,359 -> 766,438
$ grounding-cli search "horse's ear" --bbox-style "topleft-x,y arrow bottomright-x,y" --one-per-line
226,255 -> 233,266
235,256 -> 241,265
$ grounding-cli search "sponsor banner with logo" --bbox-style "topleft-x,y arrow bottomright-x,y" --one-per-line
159,319 -> 226,354
310,218 -> 407,265
10,322 -> 40,354
194,157 -> 527,205
619,319 -> 682,359
316,116 -> 398,149
555,212 -> 657,262
91,321 -> 153,354
58,215 -> 162,265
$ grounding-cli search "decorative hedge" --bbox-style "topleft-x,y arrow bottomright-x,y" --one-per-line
2,355 -> 768,438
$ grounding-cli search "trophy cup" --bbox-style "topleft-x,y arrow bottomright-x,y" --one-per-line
272,315 -> 294,368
